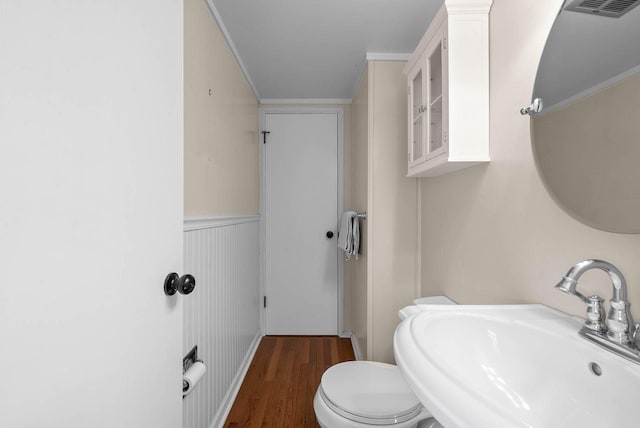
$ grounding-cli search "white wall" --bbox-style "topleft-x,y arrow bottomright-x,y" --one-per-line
183,218 -> 261,428
420,0 -> 640,318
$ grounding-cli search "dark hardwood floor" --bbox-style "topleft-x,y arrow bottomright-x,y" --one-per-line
224,336 -> 355,427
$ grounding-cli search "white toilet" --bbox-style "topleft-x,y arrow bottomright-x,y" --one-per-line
313,296 -> 455,428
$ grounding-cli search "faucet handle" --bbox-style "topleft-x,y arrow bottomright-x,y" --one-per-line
607,299 -> 635,345
583,295 -> 607,334
633,324 -> 640,350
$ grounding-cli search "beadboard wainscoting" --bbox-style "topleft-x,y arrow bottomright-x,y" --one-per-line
183,216 -> 261,428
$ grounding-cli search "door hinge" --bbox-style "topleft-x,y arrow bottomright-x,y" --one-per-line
407,86 -> 411,95
443,37 -> 447,50
262,130 -> 270,144
263,296 -> 267,308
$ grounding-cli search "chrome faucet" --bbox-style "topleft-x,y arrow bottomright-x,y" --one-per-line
555,259 -> 640,364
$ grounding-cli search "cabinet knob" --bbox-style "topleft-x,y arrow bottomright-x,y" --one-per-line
326,231 -> 334,239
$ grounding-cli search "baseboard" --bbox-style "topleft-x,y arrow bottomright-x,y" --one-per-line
338,330 -> 351,339
210,330 -> 263,428
349,333 -> 362,361
350,335 -> 362,361
339,331 -> 362,361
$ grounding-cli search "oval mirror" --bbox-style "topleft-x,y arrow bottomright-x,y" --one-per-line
531,0 -> 640,233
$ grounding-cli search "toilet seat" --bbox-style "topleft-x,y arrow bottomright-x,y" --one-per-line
318,361 -> 423,425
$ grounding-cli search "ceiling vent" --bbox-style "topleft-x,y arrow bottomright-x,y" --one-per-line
564,0 -> 640,17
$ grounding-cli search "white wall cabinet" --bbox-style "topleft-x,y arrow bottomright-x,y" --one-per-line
405,0 -> 492,177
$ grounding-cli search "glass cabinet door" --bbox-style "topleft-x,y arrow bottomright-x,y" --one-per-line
408,64 -> 426,166
425,27 -> 447,161
407,24 -> 447,171
428,42 -> 443,154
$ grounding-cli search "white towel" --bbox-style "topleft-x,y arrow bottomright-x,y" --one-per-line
351,214 -> 359,260
337,211 -> 360,260
338,211 -> 355,256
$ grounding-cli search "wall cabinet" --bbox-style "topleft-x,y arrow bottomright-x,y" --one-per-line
405,0 -> 492,177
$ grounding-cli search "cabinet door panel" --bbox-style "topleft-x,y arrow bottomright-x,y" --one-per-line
408,59 -> 428,167
425,24 -> 447,161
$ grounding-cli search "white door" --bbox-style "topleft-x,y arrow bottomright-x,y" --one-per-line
0,2 -> 183,427
264,112 -> 339,335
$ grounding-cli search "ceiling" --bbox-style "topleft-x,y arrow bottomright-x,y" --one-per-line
208,0 -> 444,102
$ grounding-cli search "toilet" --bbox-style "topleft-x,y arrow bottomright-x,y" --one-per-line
313,296 -> 455,428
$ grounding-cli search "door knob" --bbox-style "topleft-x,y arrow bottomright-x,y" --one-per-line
177,274 -> 196,295
164,273 -> 197,296
326,231 -> 334,239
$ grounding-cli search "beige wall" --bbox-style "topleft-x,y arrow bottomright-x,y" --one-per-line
368,61 -> 419,363
184,0 -> 259,216
420,0 -> 640,319
350,61 -> 419,362
351,64 -> 369,358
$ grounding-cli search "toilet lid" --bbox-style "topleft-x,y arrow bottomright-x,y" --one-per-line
320,361 -> 423,425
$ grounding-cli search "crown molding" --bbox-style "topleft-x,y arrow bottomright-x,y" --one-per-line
365,52 -> 412,61
445,0 -> 493,13
260,98 -> 352,105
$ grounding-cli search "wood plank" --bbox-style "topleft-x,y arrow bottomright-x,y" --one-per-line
338,336 -> 353,361
300,335 -> 310,365
224,336 -> 354,428
265,337 -> 295,426
279,338 -> 300,425
226,338 -> 277,427
330,338 -> 339,364
265,337 -> 284,381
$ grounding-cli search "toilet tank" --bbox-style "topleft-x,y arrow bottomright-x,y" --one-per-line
398,296 -> 456,321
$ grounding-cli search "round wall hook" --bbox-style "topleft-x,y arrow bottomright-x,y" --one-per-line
520,98 -> 543,115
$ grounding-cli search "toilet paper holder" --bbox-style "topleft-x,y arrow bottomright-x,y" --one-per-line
183,346 -> 203,393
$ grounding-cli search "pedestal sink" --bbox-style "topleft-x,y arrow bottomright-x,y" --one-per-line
394,305 -> 640,428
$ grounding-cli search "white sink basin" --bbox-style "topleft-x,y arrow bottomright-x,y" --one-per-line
394,304 -> 640,428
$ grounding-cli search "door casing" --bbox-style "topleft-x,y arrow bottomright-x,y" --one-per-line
259,107 -> 345,336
